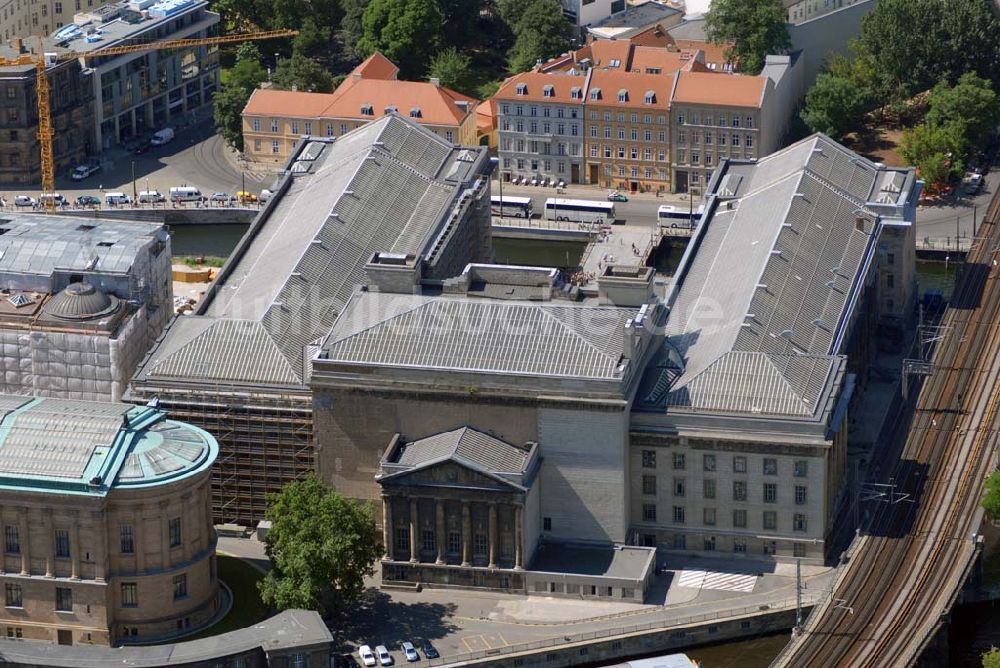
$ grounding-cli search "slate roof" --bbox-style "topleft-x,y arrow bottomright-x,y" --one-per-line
642,134 -> 887,418
323,292 -> 635,381
393,427 -> 531,474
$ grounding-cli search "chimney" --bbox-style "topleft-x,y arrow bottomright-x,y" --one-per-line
430,77 -> 440,87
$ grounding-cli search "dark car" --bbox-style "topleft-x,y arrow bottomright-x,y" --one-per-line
341,654 -> 360,668
76,194 -> 101,207
420,640 -> 439,659
133,138 -> 152,155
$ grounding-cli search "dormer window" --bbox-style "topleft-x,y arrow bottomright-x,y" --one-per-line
516,83 -> 527,96
570,86 -> 581,99
384,105 -> 397,114
644,90 -> 655,104
409,107 -> 422,118
618,89 -> 628,102
590,88 -> 601,100
609,59 -> 621,67
543,84 -> 554,97
360,104 -> 374,116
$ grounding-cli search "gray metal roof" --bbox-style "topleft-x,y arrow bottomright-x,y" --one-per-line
323,292 -> 635,381
140,114 -> 486,387
394,427 -> 531,474
645,134 -> 883,417
0,215 -> 163,277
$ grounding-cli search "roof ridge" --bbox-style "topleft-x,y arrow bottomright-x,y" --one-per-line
537,304 -> 621,363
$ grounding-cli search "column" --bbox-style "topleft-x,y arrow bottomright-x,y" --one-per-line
42,509 -> 53,578
134,508 -> 146,572
382,497 -> 393,561
181,494 -> 195,563
435,501 -> 446,565
93,512 -> 106,582
514,505 -> 524,570
70,512 -> 80,581
408,499 -> 418,563
0,504 -> 5,576
488,504 -> 498,569
461,502 -> 472,567
18,508 -> 29,576
160,500 -> 171,570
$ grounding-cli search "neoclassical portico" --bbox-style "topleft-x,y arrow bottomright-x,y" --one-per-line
376,428 -> 540,590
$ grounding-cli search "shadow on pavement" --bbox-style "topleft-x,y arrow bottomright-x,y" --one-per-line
328,588 -> 459,651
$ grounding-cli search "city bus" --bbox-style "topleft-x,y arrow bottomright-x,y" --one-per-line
544,198 -> 616,223
657,204 -> 704,229
490,195 -> 534,218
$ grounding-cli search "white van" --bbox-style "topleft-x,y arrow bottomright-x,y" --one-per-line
169,186 -> 202,202
105,192 -> 131,206
138,190 -> 165,203
150,128 -> 175,146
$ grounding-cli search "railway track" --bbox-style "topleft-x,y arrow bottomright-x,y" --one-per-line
773,186 -> 1000,667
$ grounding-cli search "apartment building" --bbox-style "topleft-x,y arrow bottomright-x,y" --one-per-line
494,69 -> 589,184
560,0 -> 624,27
0,0 -> 102,41
242,52 -> 477,164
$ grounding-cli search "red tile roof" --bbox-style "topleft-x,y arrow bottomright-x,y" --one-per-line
243,88 -> 337,118
350,52 -> 399,80
494,70 -> 588,104
587,69 -> 672,109
672,71 -> 766,107
322,78 -> 476,125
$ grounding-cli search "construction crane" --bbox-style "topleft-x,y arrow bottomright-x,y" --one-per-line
0,29 -> 297,209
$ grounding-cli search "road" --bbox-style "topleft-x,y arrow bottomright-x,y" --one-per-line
772,183 -> 1000,667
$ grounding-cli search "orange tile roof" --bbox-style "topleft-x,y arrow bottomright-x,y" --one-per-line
672,71 -> 766,107
476,99 -> 496,134
628,46 -> 700,74
587,40 -> 633,70
494,70 -> 589,104
350,52 -> 399,80
242,89 -> 337,118
628,24 -> 675,48
587,69 -> 672,109
673,39 -> 733,69
321,78 -> 476,126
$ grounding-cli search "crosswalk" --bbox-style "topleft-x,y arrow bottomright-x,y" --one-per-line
676,569 -> 758,592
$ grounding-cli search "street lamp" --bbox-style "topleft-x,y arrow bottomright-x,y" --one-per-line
131,160 -> 137,204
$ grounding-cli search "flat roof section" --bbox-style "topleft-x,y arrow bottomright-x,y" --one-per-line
530,543 -> 655,581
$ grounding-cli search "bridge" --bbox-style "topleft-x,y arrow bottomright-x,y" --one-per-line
772,186 -> 1000,666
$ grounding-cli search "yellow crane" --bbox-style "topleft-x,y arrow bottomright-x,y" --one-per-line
0,29 -> 297,209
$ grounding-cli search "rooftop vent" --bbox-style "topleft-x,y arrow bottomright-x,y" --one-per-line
7,293 -> 33,308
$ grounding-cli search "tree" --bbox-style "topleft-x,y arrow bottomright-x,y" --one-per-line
340,0 -> 371,59
258,474 -> 381,614
984,646 -> 1000,668
293,17 -> 335,61
213,49 -> 267,152
439,0 -> 480,44
505,0 -> 573,73
429,47 -> 473,94
982,470 -> 1000,521
356,0 -> 444,79
899,121 -> 967,187
925,72 -> 1000,152
800,73 -> 864,140
273,53 -> 336,93
705,0 -> 790,75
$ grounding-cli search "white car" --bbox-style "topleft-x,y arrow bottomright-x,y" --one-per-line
376,645 -> 393,666
71,163 -> 100,181
358,645 -> 377,667
13,195 -> 36,207
401,641 -> 419,662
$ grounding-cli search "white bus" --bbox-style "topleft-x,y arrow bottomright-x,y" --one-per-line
544,198 -> 616,223
490,195 -> 533,218
657,204 -> 704,229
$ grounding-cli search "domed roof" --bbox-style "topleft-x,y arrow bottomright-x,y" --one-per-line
44,282 -> 120,320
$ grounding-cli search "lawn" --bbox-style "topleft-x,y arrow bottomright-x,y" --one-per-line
183,555 -> 272,641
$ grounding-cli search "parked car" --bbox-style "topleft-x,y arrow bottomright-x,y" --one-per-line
133,138 -> 152,155
150,127 -> 175,146
607,190 -> 628,202
14,195 -> 36,207
71,163 -> 101,181
342,655 -> 361,668
962,172 -> 984,195
375,645 -> 393,666
236,190 -> 257,203
259,188 -> 274,203
76,194 -> 101,207
401,642 -> 419,662
210,191 -> 229,203
358,645 -> 377,667
420,639 -> 439,659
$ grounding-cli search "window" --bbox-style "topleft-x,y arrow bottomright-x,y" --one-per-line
677,113 -> 685,125
887,274 -> 895,288
745,134 -> 753,148
421,529 -> 435,552
271,140 -> 279,154
642,450 -> 656,468
794,514 -> 808,532
618,90 -> 628,102
340,123 -> 348,135
703,479 -> 716,499
718,133 -> 726,146
733,481 -> 747,502
794,543 -> 807,558
4,525 -> 19,553
252,118 -> 260,132
678,149 -> 686,163
763,483 -> 777,503
290,121 -> 299,135
644,129 -> 652,141
794,460 -> 808,477
704,114 -> 713,126
120,524 -> 134,554
173,574 -> 187,600
169,517 -> 182,548
673,534 -> 686,550
691,152 -> 699,165
733,509 -> 747,528
617,146 -> 625,158
304,122 -> 312,135
473,533 -> 488,556
56,587 -> 72,612
672,506 -> 685,524
732,134 -> 740,147
733,456 -> 747,473
325,123 -> 334,136
763,458 -> 777,475
5,584 -> 21,607
795,486 -> 808,505
674,478 -> 686,497
763,511 -> 777,531
746,115 -> 754,128
642,475 -> 656,495
55,530 -> 70,558
590,145 -> 598,157
732,116 -> 740,128
678,130 -> 686,144
887,253 -> 895,266
121,583 -> 137,607
692,173 -> 700,184
673,452 -> 685,470
543,517 -> 552,531
270,119 -> 278,133
446,131 -> 454,142
394,527 -> 408,553
704,508 -> 716,526
630,148 -> 638,160
6,627 -> 22,638
734,539 -> 747,553
254,139 -> 261,151
642,504 -> 657,522
717,113 -> 727,126
630,128 -> 638,141
516,83 -> 527,96
706,152 -> 713,167
658,130 -> 665,143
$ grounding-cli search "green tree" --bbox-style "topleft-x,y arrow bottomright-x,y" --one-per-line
983,470 -> 1000,521
340,0 -> 371,59
356,0 -> 444,79
439,0 -> 480,43
258,474 -> 380,613
984,646 -> 1000,668
213,50 -> 267,152
800,73 -> 864,140
705,0 -> 790,75
899,121 -> 967,187
293,17 -> 334,61
273,53 -> 336,92
505,0 -> 573,73
429,46 -> 473,94
925,72 -> 1000,151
